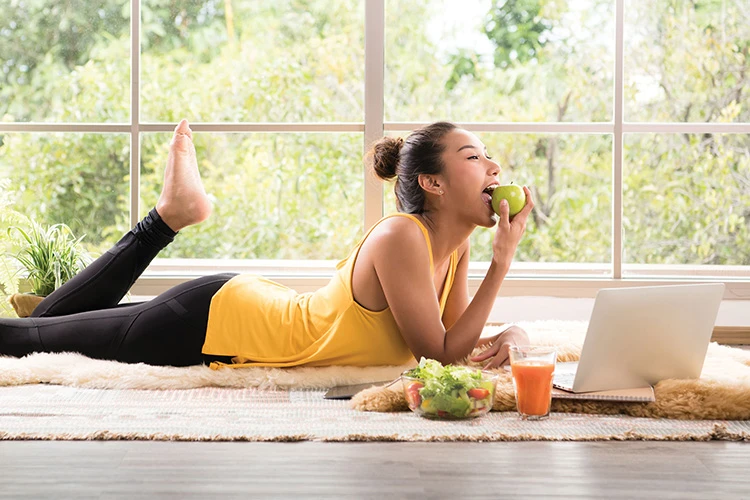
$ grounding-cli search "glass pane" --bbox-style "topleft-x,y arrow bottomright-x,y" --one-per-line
0,133 -> 130,255
625,1 -> 750,122
385,0 -> 614,122
141,1 -> 365,123
623,134 -> 750,271
140,133 -> 363,259
383,132 -> 613,264
0,1 -> 130,123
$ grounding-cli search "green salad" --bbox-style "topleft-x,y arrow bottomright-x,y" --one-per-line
403,358 -> 495,418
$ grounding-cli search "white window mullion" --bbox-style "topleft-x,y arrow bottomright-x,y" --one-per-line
623,123 -> 750,133
363,0 -> 385,230
138,123 -> 364,133
130,0 -> 141,229
384,122 -> 614,133
613,0 -> 625,280
0,124 -> 131,132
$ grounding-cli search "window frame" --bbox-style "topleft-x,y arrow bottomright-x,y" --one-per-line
0,0 -> 748,300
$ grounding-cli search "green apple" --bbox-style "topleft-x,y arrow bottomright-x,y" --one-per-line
491,183 -> 526,217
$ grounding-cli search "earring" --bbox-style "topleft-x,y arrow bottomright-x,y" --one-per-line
439,190 -> 444,195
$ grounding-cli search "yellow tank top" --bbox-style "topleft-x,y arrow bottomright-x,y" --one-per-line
201,213 -> 459,369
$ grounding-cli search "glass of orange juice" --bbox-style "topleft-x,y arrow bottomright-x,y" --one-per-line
509,346 -> 557,420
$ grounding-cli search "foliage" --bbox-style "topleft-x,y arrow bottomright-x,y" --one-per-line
139,132 -> 363,259
0,179 -> 28,316
0,131 -> 131,253
0,0 -> 226,121
624,134 -> 750,265
0,0 -> 747,269
10,221 -> 92,297
483,0 -> 558,68
625,0 -> 749,123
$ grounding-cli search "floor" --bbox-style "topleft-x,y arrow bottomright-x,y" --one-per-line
3,298 -> 745,498
1,441 -> 748,499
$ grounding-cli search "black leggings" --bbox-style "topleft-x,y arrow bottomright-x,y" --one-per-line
0,209 -> 236,366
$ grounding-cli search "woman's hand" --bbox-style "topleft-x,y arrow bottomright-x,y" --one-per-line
492,186 -> 534,271
470,325 -> 530,369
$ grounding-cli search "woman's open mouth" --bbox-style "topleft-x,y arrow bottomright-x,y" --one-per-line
482,184 -> 499,208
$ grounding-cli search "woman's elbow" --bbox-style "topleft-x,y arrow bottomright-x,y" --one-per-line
411,348 -> 459,366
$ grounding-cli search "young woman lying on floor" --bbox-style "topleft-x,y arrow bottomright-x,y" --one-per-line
0,120 -> 534,370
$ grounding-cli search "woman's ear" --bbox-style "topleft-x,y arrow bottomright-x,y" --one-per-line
418,174 -> 444,196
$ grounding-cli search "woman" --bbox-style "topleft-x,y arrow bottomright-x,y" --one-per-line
0,120 -> 533,370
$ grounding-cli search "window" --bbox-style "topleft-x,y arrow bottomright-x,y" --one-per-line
0,0 -> 130,123
141,1 -> 365,123
0,133 -> 130,255
624,0 -> 749,123
1,0 -> 748,299
385,0 -> 614,123
140,132 -> 364,259
384,132 -> 614,267
623,133 -> 750,274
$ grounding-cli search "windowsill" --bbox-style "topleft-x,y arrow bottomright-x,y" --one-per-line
131,258 -> 750,299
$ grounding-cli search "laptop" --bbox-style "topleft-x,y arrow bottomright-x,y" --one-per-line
553,283 -> 725,393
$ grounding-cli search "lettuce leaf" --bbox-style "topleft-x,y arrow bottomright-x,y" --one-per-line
405,357 -> 487,417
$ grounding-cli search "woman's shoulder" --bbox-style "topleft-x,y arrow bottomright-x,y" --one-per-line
355,215 -> 431,267
365,214 -> 470,259
367,214 -> 428,246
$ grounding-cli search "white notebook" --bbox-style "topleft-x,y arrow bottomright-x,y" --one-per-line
552,385 -> 655,402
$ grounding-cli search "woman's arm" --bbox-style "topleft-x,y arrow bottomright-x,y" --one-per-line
371,219 -> 451,362
440,258 -> 509,362
375,231 -> 505,364
442,242 -> 530,368
375,187 -> 534,364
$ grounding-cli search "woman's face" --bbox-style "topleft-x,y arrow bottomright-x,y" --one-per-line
438,128 -> 502,228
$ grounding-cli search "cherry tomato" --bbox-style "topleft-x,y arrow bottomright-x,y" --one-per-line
407,382 -> 424,406
467,388 -> 490,400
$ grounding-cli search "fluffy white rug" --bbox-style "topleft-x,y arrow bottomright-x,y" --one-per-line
0,321 -> 566,390
2,320 -> 748,396
0,350 -> 412,391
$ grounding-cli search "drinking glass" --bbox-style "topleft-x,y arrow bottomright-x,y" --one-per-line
509,346 -> 557,420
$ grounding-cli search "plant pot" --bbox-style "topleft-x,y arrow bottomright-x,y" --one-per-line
9,293 -> 45,318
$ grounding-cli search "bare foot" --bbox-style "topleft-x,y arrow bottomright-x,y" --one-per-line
156,119 -> 212,232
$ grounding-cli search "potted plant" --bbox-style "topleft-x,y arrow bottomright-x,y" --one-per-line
7,221 -> 92,317
0,179 -> 25,317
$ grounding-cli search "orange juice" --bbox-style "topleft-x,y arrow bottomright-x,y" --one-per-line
511,360 -> 555,416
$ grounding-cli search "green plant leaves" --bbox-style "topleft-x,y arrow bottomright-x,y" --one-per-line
9,221 -> 92,297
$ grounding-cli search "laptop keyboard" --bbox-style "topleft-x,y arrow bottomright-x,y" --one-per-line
553,371 -> 575,386
552,362 -> 578,389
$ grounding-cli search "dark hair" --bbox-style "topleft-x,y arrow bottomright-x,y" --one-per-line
367,121 -> 458,214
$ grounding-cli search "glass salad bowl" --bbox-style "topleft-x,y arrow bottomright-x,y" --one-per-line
401,359 -> 499,420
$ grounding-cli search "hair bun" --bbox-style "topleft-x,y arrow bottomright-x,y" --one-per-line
368,136 -> 404,181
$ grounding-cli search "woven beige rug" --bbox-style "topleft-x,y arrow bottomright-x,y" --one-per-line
2,320 -> 750,421
1,385 -> 749,442
354,321 -> 750,420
